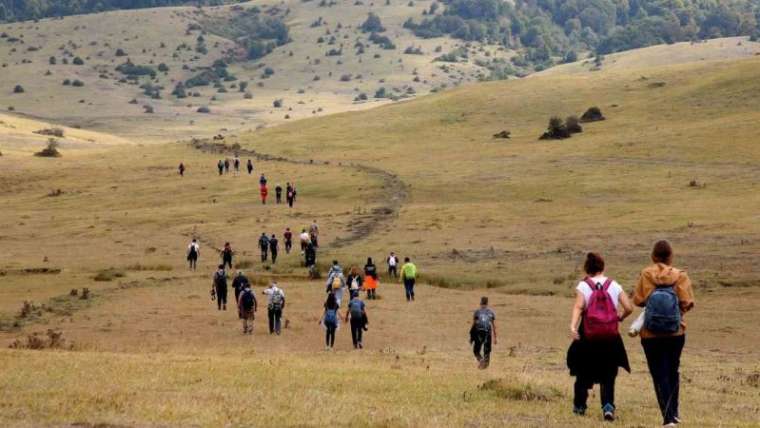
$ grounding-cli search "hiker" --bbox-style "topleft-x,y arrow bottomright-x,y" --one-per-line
260,184 -> 268,205
275,185 -> 283,204
233,156 -> 240,175
283,228 -> 293,254
224,158 -> 230,174
211,264 -> 228,311
220,242 -> 233,269
387,252 -> 399,278
320,292 -> 341,350
470,296 -> 497,369
632,241 -> 694,427
292,183 -> 297,202
262,282 -> 286,335
345,295 -> 368,349
299,229 -> 310,253
247,159 -> 253,175
309,220 -> 319,247
269,234 -> 279,264
237,282 -> 257,335
259,174 -> 267,187
364,257 -> 378,300
346,266 -> 364,300
232,271 -> 250,305
286,183 -> 295,207
187,239 -> 200,270
217,160 -> 224,176
178,162 -> 185,177
568,252 -> 633,422
305,242 -> 317,276
258,233 -> 269,262
400,257 -> 417,302
325,260 -> 346,306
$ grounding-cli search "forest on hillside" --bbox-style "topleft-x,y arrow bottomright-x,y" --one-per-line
0,0 -> 227,22
406,0 -> 760,69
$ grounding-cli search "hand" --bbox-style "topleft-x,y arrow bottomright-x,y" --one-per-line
493,337 -> 498,345
570,328 -> 580,341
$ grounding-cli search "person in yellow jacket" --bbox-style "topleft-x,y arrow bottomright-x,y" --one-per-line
400,257 -> 417,302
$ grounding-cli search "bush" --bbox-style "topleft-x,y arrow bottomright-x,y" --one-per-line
374,87 -> 387,98
72,56 -> 84,65
197,106 -> 211,113
34,139 -> 62,157
273,99 -> 283,108
48,56 -> 56,65
62,79 -> 71,86
72,79 -> 84,87
368,32 -> 395,49
539,117 -> 571,140
143,105 -> 154,114
157,63 -> 169,72
34,128 -> 64,138
339,74 -> 352,82
93,268 -> 125,282
361,12 -> 385,33
565,115 -> 582,134
580,106 -> 605,122
115,48 -> 127,56
13,85 -> 24,93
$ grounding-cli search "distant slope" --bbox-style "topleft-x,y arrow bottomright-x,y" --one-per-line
0,0 -> 224,23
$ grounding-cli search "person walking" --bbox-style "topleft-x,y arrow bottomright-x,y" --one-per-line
346,266 -> 364,300
283,228 -> 293,254
275,185 -> 283,204
269,234 -> 279,264
233,156 -> 240,175
259,173 -> 267,187
260,184 -> 268,205
400,257 -> 417,302
364,257 -> 378,300
470,296 -> 497,369
320,292 -> 341,351
232,271 -> 250,305
305,242 -> 317,277
387,252 -> 399,279
568,252 -> 633,421
217,160 -> 224,176
212,264 -> 228,311
258,233 -> 269,262
187,239 -> 200,271
238,282 -> 257,335
633,241 -> 695,427
309,220 -> 319,248
263,282 -> 286,335
325,260 -> 346,306
299,229 -> 310,254
224,158 -> 230,174
178,162 -> 185,177
220,242 -> 233,270
286,183 -> 295,208
345,295 -> 367,349
247,159 -> 253,175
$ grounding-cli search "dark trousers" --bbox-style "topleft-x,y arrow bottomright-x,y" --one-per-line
388,266 -> 397,278
215,285 -> 227,309
366,289 -> 376,299
285,240 -> 292,254
188,256 -> 197,270
271,250 -> 278,264
268,306 -> 282,334
642,335 -> 685,424
473,330 -> 492,361
276,193 -> 282,203
260,249 -> 268,262
350,319 -> 363,348
325,324 -> 336,347
574,374 -> 616,410
223,257 -> 232,269
287,197 -> 293,207
403,278 -> 415,301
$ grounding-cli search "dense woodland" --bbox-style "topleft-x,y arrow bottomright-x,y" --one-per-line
0,0 -> 225,22
406,0 -> 760,69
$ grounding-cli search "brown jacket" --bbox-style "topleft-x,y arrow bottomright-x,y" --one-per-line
633,263 -> 695,339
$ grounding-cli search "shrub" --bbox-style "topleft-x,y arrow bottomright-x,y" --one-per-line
374,87 -> 387,98
62,79 -> 71,86
93,268 -> 125,282
143,105 -> 154,114
368,32 -> 395,49
197,106 -> 211,113
72,79 -> 84,87
34,139 -> 61,157
34,128 -> 64,138
565,116 -> 582,134
273,99 -> 283,108
360,12 -> 385,33
72,56 -> 84,65
115,48 -> 127,56
354,93 -> 368,101
48,56 -> 56,65
539,117 -> 571,140
340,74 -> 352,82
157,63 -> 169,72
13,85 -> 24,93
580,106 -> 605,122
479,378 -> 562,402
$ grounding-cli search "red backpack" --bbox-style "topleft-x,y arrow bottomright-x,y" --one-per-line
582,278 -> 619,341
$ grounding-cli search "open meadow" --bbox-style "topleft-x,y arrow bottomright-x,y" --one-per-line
1,33 -> 760,427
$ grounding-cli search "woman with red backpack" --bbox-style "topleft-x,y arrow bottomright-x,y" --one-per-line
567,252 -> 633,422
633,241 -> 695,427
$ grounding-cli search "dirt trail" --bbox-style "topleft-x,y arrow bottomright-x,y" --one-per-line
188,138 -> 409,249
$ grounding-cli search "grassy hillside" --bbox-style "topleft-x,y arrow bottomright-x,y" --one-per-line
1,46 -> 760,426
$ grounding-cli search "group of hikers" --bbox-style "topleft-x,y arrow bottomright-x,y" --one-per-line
197,229 -> 693,427
175,159 -> 299,208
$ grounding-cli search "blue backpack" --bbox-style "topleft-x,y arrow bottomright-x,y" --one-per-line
324,308 -> 338,327
644,285 -> 681,333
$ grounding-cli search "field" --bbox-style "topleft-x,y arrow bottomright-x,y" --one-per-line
1,28 -> 760,427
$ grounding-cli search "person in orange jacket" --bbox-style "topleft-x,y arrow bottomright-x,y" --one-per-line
260,184 -> 268,205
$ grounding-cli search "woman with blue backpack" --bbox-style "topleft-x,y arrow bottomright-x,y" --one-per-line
633,241 -> 695,428
567,252 -> 633,422
320,292 -> 342,351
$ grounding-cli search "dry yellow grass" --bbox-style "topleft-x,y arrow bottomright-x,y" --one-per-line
1,44 -> 760,427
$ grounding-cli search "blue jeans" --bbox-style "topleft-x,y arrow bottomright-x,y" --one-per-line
403,278 -> 415,301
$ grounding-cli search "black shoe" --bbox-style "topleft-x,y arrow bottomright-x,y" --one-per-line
573,406 -> 586,416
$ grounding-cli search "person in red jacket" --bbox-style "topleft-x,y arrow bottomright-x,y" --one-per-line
260,184 -> 268,205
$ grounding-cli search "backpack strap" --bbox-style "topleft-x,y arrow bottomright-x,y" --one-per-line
602,278 -> 613,291
583,277 -> 598,290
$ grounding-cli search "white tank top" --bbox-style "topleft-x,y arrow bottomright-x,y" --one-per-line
576,275 -> 623,309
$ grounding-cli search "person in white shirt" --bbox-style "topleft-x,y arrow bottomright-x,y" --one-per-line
262,282 -> 286,335
187,239 -> 200,270
299,229 -> 310,254
387,252 -> 399,278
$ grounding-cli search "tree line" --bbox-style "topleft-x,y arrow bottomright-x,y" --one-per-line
0,0 -> 225,22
